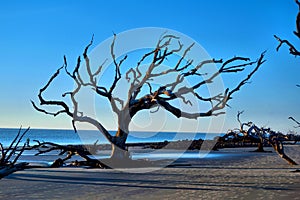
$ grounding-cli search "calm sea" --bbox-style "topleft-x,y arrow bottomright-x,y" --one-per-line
0,128 -> 222,147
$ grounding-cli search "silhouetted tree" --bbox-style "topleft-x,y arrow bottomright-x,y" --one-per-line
32,33 -> 265,163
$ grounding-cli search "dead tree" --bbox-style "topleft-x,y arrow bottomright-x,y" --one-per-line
0,127 -> 30,178
219,111 -> 265,151
237,111 -> 266,152
235,112 -> 297,165
274,0 -> 300,56
32,33 -> 265,162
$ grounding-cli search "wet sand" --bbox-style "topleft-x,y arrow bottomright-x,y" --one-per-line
1,146 -> 300,200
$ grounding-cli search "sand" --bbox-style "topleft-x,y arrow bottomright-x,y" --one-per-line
1,146 -> 300,200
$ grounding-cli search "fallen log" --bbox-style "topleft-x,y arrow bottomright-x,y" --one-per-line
0,162 -> 29,179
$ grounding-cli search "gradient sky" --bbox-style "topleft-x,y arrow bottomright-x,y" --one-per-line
0,0 -> 299,134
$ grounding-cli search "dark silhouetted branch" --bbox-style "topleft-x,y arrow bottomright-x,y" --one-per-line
274,35 -> 300,56
31,141 -> 110,168
0,127 -> 30,178
274,0 -> 300,56
289,116 -> 300,128
294,0 -> 300,38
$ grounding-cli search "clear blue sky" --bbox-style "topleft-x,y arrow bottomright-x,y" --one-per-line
0,0 -> 299,133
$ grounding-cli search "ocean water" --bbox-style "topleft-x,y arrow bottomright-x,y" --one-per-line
0,128 -> 222,147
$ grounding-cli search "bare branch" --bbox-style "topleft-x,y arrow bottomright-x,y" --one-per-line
157,54 -> 261,116
32,64 -> 73,118
183,59 -> 222,77
73,115 -> 113,142
190,56 -> 256,91
93,60 -> 107,77
294,0 -> 300,38
83,34 -> 94,59
145,82 -> 153,94
289,116 -> 300,128
274,35 -> 300,56
274,1 -> 300,55
4,126 -> 22,159
109,34 -> 127,96
194,92 -> 222,103
127,33 -> 184,103
175,43 -> 195,70
237,110 -> 244,128
83,35 -> 95,84
226,51 -> 266,103
221,60 -> 257,73
176,52 -> 264,119
31,101 -> 67,116
4,127 -> 30,164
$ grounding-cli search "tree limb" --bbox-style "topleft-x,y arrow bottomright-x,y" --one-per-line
289,116 -> 300,128
274,35 -> 300,56
294,0 -> 300,38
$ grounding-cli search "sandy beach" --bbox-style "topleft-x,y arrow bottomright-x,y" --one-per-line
1,146 -> 300,200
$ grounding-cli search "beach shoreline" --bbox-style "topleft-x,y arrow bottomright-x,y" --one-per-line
1,146 -> 300,199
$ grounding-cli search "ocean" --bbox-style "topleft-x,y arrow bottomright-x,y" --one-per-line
0,128 -> 222,147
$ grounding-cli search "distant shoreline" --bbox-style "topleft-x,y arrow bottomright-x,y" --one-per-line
0,128 -> 222,147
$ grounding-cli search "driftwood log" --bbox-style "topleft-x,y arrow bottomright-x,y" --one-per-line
31,141 -> 111,168
0,162 -> 28,179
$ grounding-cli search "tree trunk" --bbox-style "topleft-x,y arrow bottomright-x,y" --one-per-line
251,136 -> 265,152
110,127 -> 130,160
271,140 -> 298,165
255,141 -> 265,152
